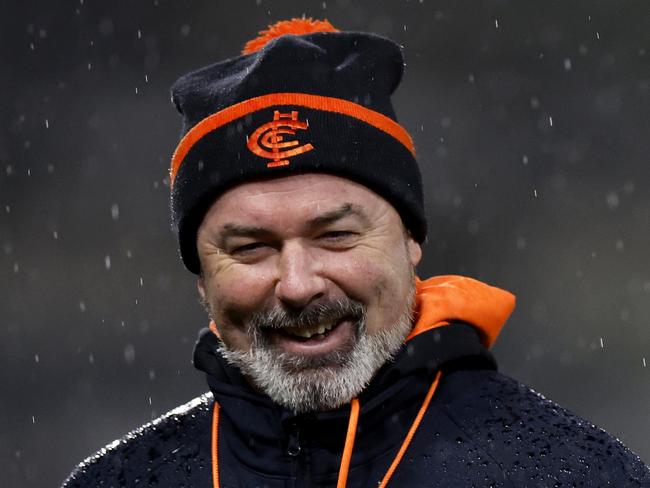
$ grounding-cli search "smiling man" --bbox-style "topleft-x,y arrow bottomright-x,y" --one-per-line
63,19 -> 650,488
196,174 -> 420,414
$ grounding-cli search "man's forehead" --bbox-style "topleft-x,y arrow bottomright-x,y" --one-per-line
202,173 -> 391,228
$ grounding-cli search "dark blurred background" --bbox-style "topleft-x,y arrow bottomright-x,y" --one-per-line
1,0 -> 649,486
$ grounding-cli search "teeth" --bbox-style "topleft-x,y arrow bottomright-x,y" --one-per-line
285,321 -> 336,339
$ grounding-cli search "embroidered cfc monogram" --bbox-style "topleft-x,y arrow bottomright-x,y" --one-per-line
247,110 -> 314,168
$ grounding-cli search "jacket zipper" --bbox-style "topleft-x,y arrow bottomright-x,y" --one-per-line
287,420 -> 302,487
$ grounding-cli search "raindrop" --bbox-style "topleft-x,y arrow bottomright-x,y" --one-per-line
468,73 -> 475,83
110,203 -> 119,220
45,119 -> 49,129
599,337 -> 604,348
516,236 -> 527,250
494,19 -> 499,29
87,62 -> 92,70
403,24 -> 407,32
144,74 -> 149,83
34,354 -> 39,363
79,300 -> 87,312
27,168 -> 31,176
47,163 -> 54,173
126,249 -> 133,258
135,87 -> 139,94
322,1 -> 326,9
149,369 -> 156,380
139,276 -> 144,286
533,189 -> 538,198
605,192 -> 619,209
32,416 -> 36,424
13,262 -> 19,273
137,29 -> 142,39
522,154 -> 529,165
6,205 -> 11,213
596,32 -> 600,40
180,24 -> 191,36
548,116 -> 553,126
89,353 -> 94,364
104,255 -> 112,270
643,357 -> 647,367
124,343 -> 136,364
563,58 -> 572,71
52,230 -> 58,240
619,308 -> 629,320
5,164 -> 13,175
148,396 -> 152,405
615,239 -> 624,251
29,42 -> 35,51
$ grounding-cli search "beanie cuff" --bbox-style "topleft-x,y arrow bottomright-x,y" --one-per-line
170,92 -> 416,187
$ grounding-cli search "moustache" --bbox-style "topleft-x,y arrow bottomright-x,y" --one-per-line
247,297 -> 365,332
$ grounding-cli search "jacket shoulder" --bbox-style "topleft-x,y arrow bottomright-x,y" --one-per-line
61,393 -> 213,488
436,370 -> 650,486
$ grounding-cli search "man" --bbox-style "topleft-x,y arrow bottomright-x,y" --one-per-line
63,18 -> 650,487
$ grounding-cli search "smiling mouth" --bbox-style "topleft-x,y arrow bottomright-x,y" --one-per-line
279,319 -> 341,340
262,316 -> 357,356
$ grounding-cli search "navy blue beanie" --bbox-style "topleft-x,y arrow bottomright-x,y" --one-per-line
170,18 -> 425,274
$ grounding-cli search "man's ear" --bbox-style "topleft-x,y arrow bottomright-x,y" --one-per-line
197,274 -> 207,302
407,237 -> 422,267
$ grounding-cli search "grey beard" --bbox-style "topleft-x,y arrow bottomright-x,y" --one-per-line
217,288 -> 415,413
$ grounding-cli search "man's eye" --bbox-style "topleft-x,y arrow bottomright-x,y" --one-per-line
231,242 -> 267,254
319,231 -> 355,240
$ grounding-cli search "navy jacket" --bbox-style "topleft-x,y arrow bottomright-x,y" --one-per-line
62,323 -> 650,487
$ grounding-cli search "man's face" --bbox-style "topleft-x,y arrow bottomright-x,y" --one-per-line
196,173 -> 422,412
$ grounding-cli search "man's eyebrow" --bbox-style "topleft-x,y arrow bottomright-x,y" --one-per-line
306,203 -> 370,228
216,224 -> 271,248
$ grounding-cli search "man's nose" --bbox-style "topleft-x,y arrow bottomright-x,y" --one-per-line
275,241 -> 326,309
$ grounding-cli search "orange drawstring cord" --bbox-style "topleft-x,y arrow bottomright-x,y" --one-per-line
336,398 -> 360,488
377,370 -> 442,487
211,403 -> 221,488
211,371 -> 442,488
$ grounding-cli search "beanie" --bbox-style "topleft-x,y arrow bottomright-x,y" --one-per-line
170,18 -> 425,274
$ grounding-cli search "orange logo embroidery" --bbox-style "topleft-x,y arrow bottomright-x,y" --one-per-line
247,110 -> 314,168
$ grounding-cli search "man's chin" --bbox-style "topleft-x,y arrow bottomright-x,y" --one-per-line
218,316 -> 412,413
